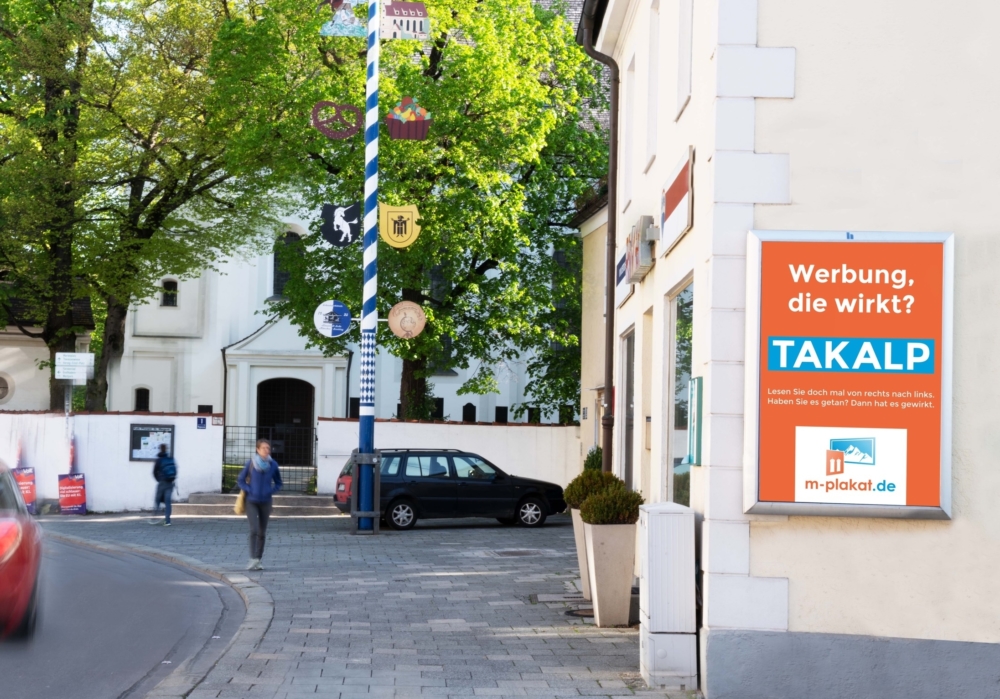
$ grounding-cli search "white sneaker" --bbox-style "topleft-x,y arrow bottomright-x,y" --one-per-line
253,560 -> 264,571
247,558 -> 259,571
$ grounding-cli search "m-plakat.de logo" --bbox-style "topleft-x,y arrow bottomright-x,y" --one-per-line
794,427 -> 907,505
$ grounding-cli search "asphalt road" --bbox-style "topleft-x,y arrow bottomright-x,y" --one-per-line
0,538 -> 244,699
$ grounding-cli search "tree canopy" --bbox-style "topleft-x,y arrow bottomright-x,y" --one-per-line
268,0 -> 605,419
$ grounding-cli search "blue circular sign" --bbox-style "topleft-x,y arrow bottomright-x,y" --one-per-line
313,300 -> 352,338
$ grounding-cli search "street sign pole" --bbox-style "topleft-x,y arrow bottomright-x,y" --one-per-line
357,0 -> 381,532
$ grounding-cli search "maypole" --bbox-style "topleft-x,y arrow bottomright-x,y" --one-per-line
356,0 -> 381,532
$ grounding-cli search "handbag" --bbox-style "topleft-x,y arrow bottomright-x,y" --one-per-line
233,471 -> 251,515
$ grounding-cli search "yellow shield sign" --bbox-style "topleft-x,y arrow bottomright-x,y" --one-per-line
379,204 -> 421,248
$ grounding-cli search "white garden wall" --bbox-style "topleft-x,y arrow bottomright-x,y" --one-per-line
0,412 -> 222,512
317,418 -> 583,495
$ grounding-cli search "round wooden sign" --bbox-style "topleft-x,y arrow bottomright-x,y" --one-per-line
387,301 -> 426,339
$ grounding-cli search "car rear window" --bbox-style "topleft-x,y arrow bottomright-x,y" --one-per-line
0,472 -> 23,513
380,456 -> 401,476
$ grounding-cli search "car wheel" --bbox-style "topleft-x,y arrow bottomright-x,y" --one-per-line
10,583 -> 38,641
496,517 -> 517,526
516,498 -> 547,527
387,500 -> 417,531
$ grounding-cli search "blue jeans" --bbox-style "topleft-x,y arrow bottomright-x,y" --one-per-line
155,481 -> 173,523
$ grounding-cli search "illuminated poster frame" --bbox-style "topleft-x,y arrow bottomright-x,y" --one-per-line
743,230 -> 953,519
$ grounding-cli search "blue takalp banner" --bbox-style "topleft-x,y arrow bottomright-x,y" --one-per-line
767,337 -> 935,374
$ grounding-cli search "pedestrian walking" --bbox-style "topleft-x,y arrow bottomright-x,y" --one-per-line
151,444 -> 177,526
238,439 -> 282,571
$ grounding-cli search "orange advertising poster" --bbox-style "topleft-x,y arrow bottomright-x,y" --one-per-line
749,232 -> 952,516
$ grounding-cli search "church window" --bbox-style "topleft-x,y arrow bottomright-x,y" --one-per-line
161,280 -> 178,307
135,388 -> 150,412
272,232 -> 301,298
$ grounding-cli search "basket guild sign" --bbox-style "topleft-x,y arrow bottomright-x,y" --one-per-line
385,97 -> 432,140
313,300 -> 353,338
311,101 -> 363,140
321,202 -> 361,247
388,301 -> 427,339
378,203 -> 421,248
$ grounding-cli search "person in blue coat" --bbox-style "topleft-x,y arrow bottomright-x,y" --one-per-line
238,439 -> 282,571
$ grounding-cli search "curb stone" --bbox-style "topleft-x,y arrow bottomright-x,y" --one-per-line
44,531 -> 275,699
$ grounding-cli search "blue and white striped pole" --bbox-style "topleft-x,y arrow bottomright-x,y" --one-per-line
357,0 -> 380,531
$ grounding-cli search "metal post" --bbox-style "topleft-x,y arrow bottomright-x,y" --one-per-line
64,383 -> 72,439
357,0 -> 381,532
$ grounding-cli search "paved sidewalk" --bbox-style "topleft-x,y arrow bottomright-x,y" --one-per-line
42,514 -> 695,699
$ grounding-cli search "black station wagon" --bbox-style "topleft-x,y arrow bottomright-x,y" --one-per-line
334,449 -> 566,530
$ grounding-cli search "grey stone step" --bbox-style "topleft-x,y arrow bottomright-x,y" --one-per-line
187,493 -> 336,507
171,502 -> 344,517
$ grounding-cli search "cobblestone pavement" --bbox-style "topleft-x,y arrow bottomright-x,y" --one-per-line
42,514 -> 695,699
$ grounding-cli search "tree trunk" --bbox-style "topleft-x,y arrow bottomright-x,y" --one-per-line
399,357 -> 429,420
43,233 -> 77,410
85,295 -> 128,412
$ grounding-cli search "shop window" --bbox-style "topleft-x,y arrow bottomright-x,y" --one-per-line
161,280 -> 178,307
671,283 -> 693,506
135,388 -> 150,412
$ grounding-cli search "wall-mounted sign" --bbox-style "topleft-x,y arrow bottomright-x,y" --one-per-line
387,301 -> 427,338
319,0 -> 366,37
660,147 -> 694,254
130,424 -> 175,461
321,202 -> 361,247
58,473 -> 87,514
381,0 -> 430,40
385,98 -> 432,140
615,252 -> 632,308
311,101 -> 363,140
379,204 -> 421,248
197,417 -> 207,430
314,300 -> 352,338
625,215 -> 654,283
212,416 -> 224,426
744,231 -> 953,519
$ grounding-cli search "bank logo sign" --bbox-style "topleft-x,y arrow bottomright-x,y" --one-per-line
795,427 -> 906,506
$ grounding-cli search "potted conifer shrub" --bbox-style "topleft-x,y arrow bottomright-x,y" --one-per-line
580,484 -> 644,627
564,468 -> 622,600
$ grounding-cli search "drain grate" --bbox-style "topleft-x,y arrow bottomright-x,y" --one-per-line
491,549 -> 543,557
565,607 -> 594,618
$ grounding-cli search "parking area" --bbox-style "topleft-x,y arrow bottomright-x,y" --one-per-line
41,514 -> 694,699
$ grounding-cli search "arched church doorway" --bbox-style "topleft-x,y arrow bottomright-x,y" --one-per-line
256,379 -> 315,485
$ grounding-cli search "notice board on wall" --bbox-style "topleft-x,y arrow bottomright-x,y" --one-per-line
743,231 -> 953,519
130,424 -> 175,461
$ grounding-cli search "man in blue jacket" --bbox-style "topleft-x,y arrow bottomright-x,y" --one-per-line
238,439 -> 282,570
151,444 -> 177,526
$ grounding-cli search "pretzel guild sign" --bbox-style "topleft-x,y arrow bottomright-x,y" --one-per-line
311,101 -> 363,139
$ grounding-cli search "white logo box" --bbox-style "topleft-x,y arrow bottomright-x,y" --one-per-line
794,426 -> 907,506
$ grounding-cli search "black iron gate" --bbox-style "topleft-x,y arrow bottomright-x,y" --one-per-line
223,426 -> 317,493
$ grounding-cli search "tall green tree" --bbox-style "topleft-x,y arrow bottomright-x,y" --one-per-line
0,0 -> 317,409
269,0 -> 604,418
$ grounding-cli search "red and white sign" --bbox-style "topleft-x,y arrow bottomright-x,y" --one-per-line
660,147 -> 694,253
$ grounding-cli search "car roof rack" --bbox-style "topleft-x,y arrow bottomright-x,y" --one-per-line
380,448 -> 464,452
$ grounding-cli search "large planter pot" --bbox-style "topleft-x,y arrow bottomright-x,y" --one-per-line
570,509 -> 591,600
584,522 -> 636,627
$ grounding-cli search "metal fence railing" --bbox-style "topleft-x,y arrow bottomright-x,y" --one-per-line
223,426 -> 317,494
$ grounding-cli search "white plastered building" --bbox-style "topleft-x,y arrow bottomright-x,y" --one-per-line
579,0 -> 1000,695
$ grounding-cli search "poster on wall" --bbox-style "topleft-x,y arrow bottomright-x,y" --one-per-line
13,467 -> 36,515
130,424 -> 175,461
743,231 -> 953,518
58,473 -> 87,515
615,252 -> 632,308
